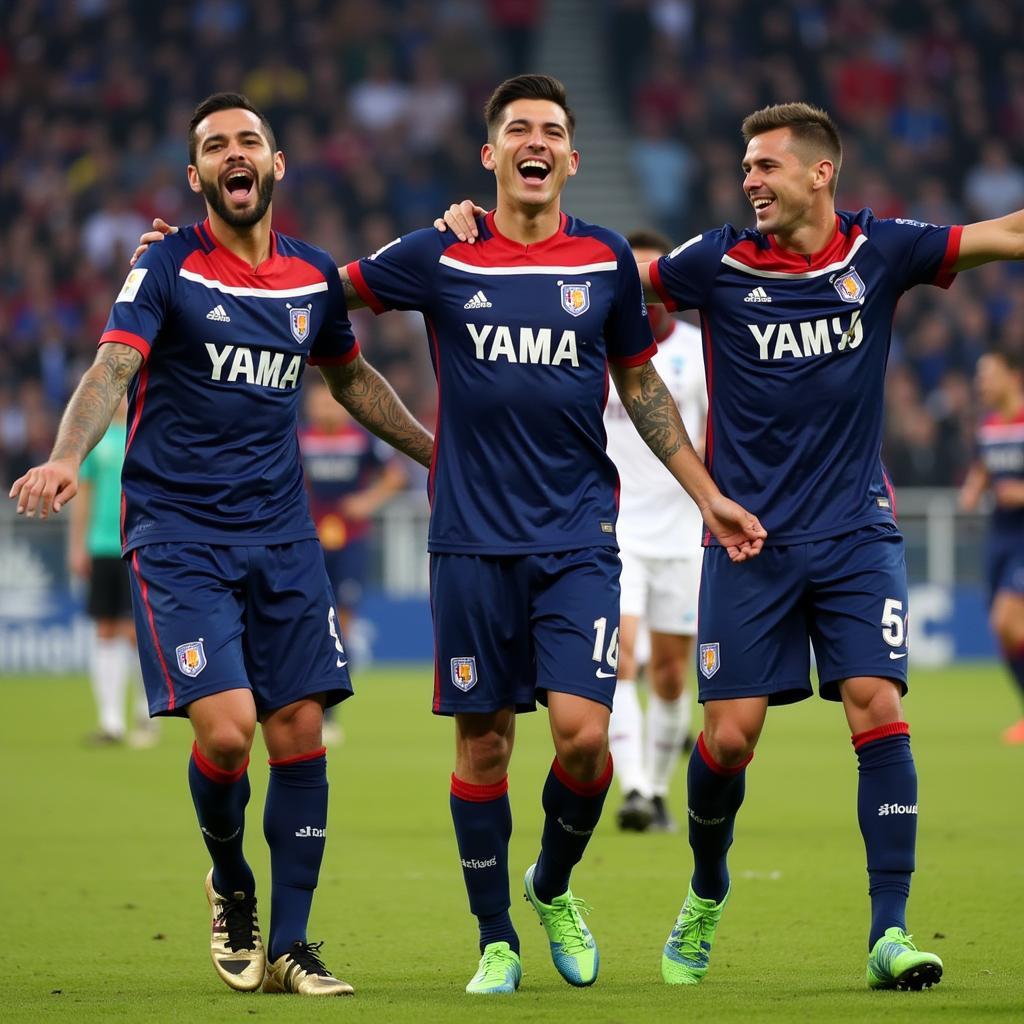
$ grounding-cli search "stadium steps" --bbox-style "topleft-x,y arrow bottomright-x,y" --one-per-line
532,0 -> 651,234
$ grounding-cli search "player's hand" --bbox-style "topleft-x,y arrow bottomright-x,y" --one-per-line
993,479 -> 1024,508
700,495 -> 767,562
8,458 -> 80,519
130,218 -> 178,266
433,200 -> 487,243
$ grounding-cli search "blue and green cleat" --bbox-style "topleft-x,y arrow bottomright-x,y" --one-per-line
866,928 -> 943,991
465,941 -> 522,995
523,864 -> 599,987
661,884 -> 728,985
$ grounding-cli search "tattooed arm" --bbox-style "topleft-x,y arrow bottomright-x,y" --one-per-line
338,266 -> 367,310
9,343 -> 142,518
319,355 -> 433,468
610,360 -> 767,561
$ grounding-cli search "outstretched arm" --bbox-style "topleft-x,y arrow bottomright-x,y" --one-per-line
954,211 -> 1024,271
318,355 -> 433,468
9,343 -> 142,517
610,360 -> 766,561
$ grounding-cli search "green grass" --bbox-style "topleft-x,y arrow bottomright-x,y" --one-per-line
1,664 -> 1022,1021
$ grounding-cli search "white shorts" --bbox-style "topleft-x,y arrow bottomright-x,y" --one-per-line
618,549 -> 701,636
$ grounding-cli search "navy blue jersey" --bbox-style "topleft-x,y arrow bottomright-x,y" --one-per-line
346,211 -> 656,555
977,410 -> 1024,534
651,209 -> 962,545
100,219 -> 358,553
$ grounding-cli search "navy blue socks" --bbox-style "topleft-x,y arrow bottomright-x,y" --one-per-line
687,733 -> 751,903
263,748 -> 329,961
450,774 -> 518,953
188,741 -> 255,897
532,755 -> 613,905
852,722 -> 917,947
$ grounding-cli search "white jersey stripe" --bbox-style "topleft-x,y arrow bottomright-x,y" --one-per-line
179,268 -> 329,299
438,255 -> 617,276
721,233 -> 869,279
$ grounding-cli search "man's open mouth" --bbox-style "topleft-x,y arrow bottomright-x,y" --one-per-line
223,168 -> 255,201
518,159 -> 550,182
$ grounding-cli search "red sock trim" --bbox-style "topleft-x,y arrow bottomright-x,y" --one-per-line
268,745 -> 327,767
191,741 -> 248,784
450,773 -> 509,802
696,733 -> 753,776
550,753 -> 614,797
851,721 -> 910,750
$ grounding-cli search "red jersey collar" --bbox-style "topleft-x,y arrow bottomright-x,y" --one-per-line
198,217 -> 279,275
484,209 -> 568,252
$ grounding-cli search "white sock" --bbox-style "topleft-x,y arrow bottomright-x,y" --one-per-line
646,692 -> 692,797
90,636 -> 129,737
609,680 -> 648,796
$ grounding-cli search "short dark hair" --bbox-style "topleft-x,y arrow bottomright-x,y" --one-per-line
188,92 -> 277,164
484,74 -> 576,141
741,102 -> 842,195
626,229 -> 673,254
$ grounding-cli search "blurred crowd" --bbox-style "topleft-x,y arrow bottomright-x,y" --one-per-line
2,0 -> 1023,491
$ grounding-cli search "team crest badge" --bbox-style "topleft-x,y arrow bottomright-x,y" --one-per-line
450,657 -> 478,692
175,640 -> 207,678
288,303 -> 312,343
560,282 -> 590,317
699,642 -> 720,680
833,269 -> 865,303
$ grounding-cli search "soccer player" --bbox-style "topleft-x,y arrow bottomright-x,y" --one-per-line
442,99 -> 1024,990
69,397 -> 156,748
960,350 -> 1024,745
345,74 -> 764,995
10,93 -> 433,997
132,75 -> 764,996
604,230 -> 705,834
300,374 -> 408,742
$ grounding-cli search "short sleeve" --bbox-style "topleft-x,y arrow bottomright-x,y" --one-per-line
308,262 -> 360,367
869,217 -> 963,292
649,232 -> 723,312
606,245 -> 657,367
98,245 -> 176,360
344,228 -> 440,315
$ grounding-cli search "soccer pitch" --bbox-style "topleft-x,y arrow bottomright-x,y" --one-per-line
2,665 -> 1021,1022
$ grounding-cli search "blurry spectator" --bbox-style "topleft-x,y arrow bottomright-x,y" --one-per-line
629,111 -> 695,238
488,0 -> 542,74
405,48 -> 464,154
349,49 -> 410,135
964,141 -> 1024,221
80,189 -> 149,270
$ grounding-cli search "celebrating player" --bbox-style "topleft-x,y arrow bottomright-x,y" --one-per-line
10,93 -> 433,997
605,230 -> 705,834
960,350 -> 1024,745
441,99 -> 1024,991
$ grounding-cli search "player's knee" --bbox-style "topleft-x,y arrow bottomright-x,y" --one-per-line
555,724 -> 609,779
702,721 -> 756,767
459,730 -> 512,777
649,661 -> 686,701
198,723 -> 253,769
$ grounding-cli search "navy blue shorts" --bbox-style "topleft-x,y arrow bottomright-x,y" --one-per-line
322,538 -> 369,612
429,547 -> 621,715
128,540 -> 354,718
985,531 -> 1024,604
697,523 -> 909,705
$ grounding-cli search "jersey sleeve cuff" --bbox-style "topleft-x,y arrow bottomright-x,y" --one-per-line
344,261 -> 387,314
99,330 -> 151,360
610,341 -> 658,367
648,260 -> 679,312
307,339 -> 362,366
933,224 -> 963,289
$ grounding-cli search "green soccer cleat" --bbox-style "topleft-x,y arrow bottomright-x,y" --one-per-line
866,928 -> 943,991
465,941 -> 522,994
661,884 -> 729,985
523,863 -> 599,987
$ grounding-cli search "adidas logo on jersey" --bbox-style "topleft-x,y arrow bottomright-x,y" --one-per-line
743,287 -> 771,303
206,304 -> 231,322
464,290 -> 492,309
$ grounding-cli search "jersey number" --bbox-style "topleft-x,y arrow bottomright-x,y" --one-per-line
592,616 -> 619,669
881,598 -> 906,648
